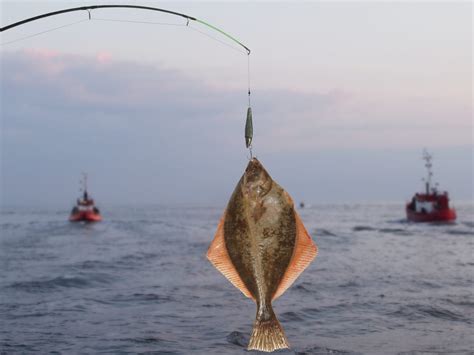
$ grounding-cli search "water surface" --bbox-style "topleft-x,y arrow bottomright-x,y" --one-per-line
1,203 -> 473,354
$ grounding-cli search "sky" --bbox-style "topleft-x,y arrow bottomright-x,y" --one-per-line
0,1 -> 472,207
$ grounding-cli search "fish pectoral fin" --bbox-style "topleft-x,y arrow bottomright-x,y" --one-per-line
207,212 -> 255,300
272,210 -> 318,301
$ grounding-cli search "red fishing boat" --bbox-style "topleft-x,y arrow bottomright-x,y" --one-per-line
69,173 -> 102,222
406,150 -> 456,223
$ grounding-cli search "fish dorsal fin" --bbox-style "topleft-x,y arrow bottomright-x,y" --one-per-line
207,212 -> 255,300
272,210 -> 318,301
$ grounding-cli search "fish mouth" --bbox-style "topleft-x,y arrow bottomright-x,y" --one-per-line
243,158 -> 272,198
244,158 -> 266,183
245,158 -> 263,173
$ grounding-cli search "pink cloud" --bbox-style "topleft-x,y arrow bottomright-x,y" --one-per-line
23,48 -> 67,76
96,51 -> 112,64
24,48 -> 59,59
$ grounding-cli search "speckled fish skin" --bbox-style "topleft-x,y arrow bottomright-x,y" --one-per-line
224,158 -> 296,313
224,158 -> 299,351
208,157 -> 317,352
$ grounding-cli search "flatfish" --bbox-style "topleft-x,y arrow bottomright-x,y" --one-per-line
207,158 -> 318,352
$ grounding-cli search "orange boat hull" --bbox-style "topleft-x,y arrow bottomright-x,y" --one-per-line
69,211 -> 102,222
406,205 -> 456,223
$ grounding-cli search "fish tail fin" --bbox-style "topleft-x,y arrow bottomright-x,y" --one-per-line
248,305 -> 289,352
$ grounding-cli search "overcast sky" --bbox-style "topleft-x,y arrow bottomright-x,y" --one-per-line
1,1 -> 472,207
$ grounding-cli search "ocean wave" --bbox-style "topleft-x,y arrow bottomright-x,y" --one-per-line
0,210 -> 16,215
378,228 -> 411,235
226,331 -> 249,348
7,312 -> 57,319
352,225 -> 412,235
201,303 -> 224,308
443,295 -> 474,307
338,280 -> 360,288
389,304 -> 468,323
74,253 -> 162,272
301,304 -> 346,317
76,260 -> 111,270
110,293 -> 172,303
315,229 -> 337,237
119,336 -> 172,344
352,225 -> 375,232
298,346 -> 361,354
280,311 -> 305,322
116,252 -> 159,265
446,229 -> 474,236
0,222 -> 22,230
294,282 -> 314,293
462,221 -> 474,228
0,342 -> 39,353
456,261 -> 474,267
416,280 -> 442,289
397,350 -> 472,355
9,274 -> 112,292
387,218 -> 410,224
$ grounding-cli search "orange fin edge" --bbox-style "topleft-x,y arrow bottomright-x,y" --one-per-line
272,210 -> 318,301
207,212 -> 255,300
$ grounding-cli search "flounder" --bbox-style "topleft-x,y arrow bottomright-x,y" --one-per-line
207,158 -> 318,352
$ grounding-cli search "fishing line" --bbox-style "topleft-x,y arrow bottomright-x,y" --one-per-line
247,54 -> 251,106
246,52 -> 253,158
187,23 -> 247,55
186,22 -> 254,157
92,17 -> 187,27
0,18 -> 88,46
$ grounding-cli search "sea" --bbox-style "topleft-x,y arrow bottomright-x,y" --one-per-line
1,203 -> 473,355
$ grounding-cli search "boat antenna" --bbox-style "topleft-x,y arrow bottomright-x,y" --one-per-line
84,173 -> 88,192
422,149 -> 433,194
81,172 -> 88,198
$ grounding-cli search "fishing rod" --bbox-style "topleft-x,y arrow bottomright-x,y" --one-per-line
0,5 -> 250,54
1,4 -> 254,153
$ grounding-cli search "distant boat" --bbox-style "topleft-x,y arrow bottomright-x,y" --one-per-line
406,150 -> 456,223
69,173 -> 102,222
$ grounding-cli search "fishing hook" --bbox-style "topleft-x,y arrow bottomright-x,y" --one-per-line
247,145 -> 253,160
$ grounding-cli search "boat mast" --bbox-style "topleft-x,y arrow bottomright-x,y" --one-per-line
422,149 -> 433,194
82,172 -> 88,200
